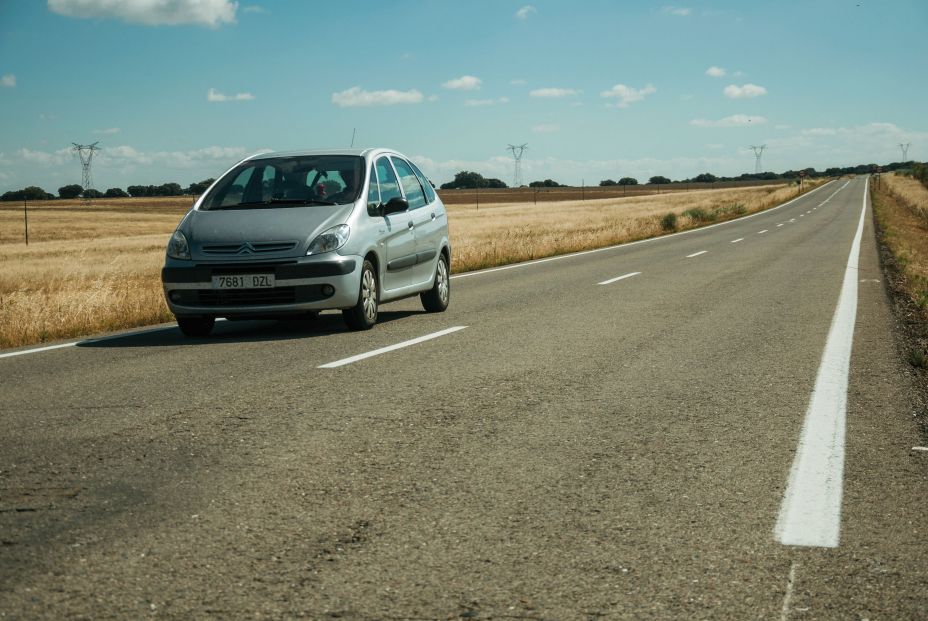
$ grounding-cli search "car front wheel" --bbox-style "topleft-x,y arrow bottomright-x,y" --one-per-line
420,253 -> 450,313
343,260 -> 378,330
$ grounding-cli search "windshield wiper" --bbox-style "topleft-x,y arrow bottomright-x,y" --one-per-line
267,198 -> 337,206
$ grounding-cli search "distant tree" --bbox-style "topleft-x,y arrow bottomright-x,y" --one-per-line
186,178 -> 215,195
127,185 -> 150,197
599,179 -> 617,186
156,182 -> 183,196
692,173 -> 718,183
618,177 -> 639,186
82,188 -> 104,199
528,179 -> 562,187
649,175 -> 671,185
104,187 -> 129,198
2,186 -> 52,201
58,184 -> 84,199
439,171 -> 508,189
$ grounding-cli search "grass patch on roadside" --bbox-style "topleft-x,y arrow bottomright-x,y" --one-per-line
1,182 -> 824,349
871,173 -> 928,370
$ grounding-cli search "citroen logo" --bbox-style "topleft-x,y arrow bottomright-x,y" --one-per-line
235,243 -> 255,255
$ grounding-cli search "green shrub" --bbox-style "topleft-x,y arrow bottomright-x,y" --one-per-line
683,208 -> 717,223
660,212 -> 677,231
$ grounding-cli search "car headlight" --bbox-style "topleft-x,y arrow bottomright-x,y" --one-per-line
167,230 -> 191,260
307,224 -> 350,255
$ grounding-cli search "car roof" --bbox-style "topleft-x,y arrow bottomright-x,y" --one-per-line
246,148 -> 402,161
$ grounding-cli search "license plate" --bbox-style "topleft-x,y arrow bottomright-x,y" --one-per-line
211,274 -> 275,289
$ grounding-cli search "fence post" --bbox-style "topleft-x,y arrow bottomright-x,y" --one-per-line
23,198 -> 29,245
475,185 -> 479,211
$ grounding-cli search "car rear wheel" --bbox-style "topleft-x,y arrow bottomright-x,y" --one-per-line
343,260 -> 378,330
420,254 -> 450,313
177,316 -> 215,337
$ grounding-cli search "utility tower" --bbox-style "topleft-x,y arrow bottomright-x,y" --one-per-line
72,142 -> 101,191
750,145 -> 766,174
899,142 -> 911,162
506,143 -> 528,187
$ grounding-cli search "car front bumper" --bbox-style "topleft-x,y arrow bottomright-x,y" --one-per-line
161,255 -> 361,317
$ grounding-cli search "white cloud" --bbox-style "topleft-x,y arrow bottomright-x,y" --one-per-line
529,87 -> 579,98
208,88 -> 255,102
705,66 -> 726,78
600,83 -> 656,108
705,143 -> 725,149
662,6 -> 691,16
241,4 -> 265,13
331,86 -> 423,107
515,5 -> 536,19
724,83 -> 767,99
690,115 -> 768,128
1,74 -> 15,87
18,147 -> 71,166
464,97 -> 509,107
442,75 -> 481,91
428,94 -> 440,102
93,127 -> 121,135
510,79 -> 527,86
48,0 -> 237,28
532,124 -> 559,134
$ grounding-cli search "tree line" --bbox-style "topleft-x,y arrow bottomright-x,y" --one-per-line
0,178 -> 215,202
1,160 -> 920,201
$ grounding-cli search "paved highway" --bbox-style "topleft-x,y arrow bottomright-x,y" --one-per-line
2,176 -> 926,619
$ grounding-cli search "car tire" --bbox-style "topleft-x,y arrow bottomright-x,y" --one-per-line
342,260 -> 378,330
420,253 -> 450,313
177,316 -> 215,337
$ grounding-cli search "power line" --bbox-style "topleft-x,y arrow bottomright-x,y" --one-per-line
750,145 -> 766,175
506,143 -> 528,188
72,142 -> 101,192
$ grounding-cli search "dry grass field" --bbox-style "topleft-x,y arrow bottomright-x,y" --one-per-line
872,174 -> 928,352
1,181 -> 819,349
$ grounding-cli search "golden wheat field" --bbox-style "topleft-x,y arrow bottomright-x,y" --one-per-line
0,182 -> 819,349
875,174 -> 928,308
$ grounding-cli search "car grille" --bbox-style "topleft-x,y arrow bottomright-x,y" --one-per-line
201,241 -> 298,255
196,287 -> 297,307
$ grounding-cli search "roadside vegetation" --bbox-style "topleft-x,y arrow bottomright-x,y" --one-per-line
871,169 -> 928,369
0,181 -> 823,349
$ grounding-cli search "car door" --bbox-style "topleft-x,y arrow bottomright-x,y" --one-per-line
391,156 -> 440,287
372,156 -> 415,292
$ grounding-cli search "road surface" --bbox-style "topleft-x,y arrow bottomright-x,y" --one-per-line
2,176 -> 926,619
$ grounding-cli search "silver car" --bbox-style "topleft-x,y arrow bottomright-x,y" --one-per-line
161,148 -> 451,336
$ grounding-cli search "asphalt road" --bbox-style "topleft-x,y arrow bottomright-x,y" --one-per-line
2,176 -> 926,620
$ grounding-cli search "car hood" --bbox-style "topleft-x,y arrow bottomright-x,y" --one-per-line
182,204 -> 355,261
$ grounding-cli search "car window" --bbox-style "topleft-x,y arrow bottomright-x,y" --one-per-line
408,160 -> 436,204
391,157 -> 427,210
375,157 -> 402,205
201,155 -> 363,209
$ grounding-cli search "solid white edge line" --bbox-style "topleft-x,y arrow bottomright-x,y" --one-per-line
449,181 -> 835,281
0,342 -> 77,359
731,238 -> 744,243
686,251 -> 708,258
597,271 -> 642,286
774,177 -> 869,548
759,229 -> 769,234
318,326 -> 467,369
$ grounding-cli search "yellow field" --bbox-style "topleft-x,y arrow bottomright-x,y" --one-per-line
873,173 -> 928,316
0,182 -> 820,349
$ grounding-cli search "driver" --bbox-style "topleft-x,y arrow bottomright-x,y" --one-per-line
327,166 -> 360,204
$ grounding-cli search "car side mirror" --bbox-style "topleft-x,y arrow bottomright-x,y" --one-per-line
381,196 -> 409,216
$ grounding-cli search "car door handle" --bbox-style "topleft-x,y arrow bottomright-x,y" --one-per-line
408,221 -> 414,229
430,212 -> 436,220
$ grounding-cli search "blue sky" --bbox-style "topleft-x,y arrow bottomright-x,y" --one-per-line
1,0 -> 926,192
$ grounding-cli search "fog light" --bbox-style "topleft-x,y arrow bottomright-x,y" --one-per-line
321,284 -> 335,296
169,291 -> 181,302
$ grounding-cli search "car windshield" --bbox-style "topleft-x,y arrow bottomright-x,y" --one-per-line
200,155 -> 364,210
